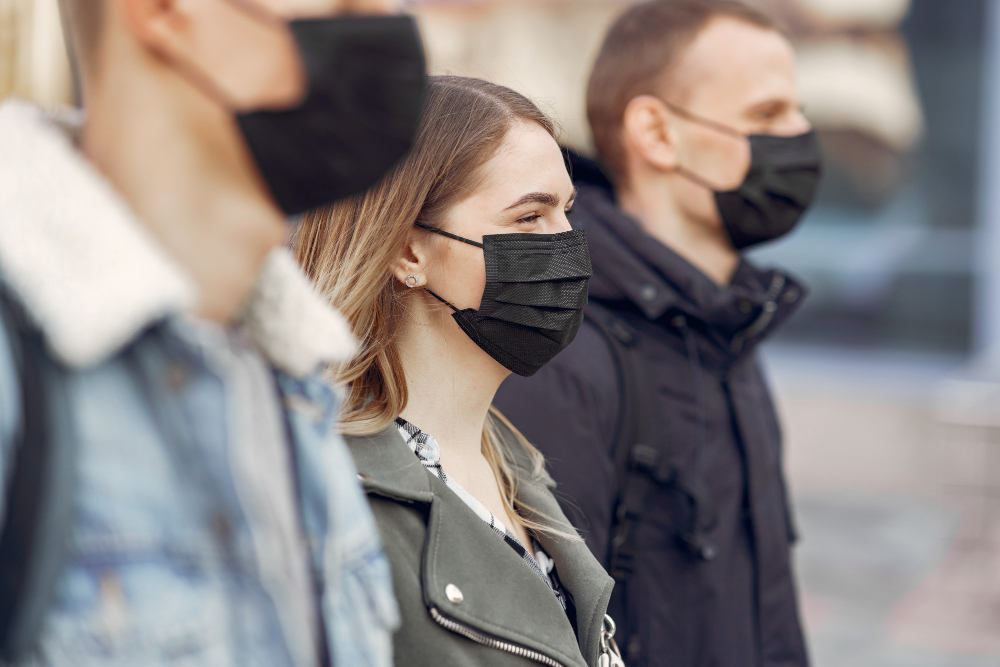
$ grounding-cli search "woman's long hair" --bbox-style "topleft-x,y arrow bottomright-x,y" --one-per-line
294,76 -> 575,540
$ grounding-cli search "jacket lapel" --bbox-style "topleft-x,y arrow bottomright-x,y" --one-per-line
422,473 -> 588,667
517,478 -> 615,667
352,424 -> 591,667
501,424 -> 615,667
347,426 -> 434,504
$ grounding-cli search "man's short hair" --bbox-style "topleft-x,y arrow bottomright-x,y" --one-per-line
587,0 -> 779,183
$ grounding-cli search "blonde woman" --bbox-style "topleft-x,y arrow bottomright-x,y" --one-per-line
295,76 -> 621,667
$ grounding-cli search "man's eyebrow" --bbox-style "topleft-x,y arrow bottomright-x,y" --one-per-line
503,192 -> 561,211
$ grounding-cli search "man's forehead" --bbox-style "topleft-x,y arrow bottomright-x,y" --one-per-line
667,16 -> 797,107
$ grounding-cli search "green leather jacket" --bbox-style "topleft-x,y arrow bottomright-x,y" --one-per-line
345,421 -> 615,667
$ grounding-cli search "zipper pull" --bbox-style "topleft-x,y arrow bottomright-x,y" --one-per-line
599,615 -> 626,667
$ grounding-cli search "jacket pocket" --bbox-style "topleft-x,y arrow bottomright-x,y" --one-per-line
35,549 -> 238,666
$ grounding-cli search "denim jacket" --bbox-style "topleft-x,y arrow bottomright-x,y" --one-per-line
0,100 -> 399,666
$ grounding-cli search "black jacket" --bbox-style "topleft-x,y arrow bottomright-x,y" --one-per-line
493,181 -> 810,667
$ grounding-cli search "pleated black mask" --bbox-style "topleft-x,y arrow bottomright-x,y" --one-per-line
415,224 -> 593,376
665,99 -> 822,250
237,16 -> 427,215
714,131 -> 822,250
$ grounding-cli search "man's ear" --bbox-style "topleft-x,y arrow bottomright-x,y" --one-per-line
392,229 -> 430,289
622,95 -> 679,173
117,0 -> 188,60
116,0 -> 303,109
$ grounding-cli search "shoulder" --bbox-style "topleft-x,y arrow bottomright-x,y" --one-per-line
494,316 -> 621,449
342,423 -> 402,465
551,319 -> 618,390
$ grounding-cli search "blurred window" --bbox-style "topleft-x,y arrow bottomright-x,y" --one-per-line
751,0 -> 986,354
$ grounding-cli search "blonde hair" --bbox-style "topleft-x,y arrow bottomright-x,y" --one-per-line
294,76 -> 575,539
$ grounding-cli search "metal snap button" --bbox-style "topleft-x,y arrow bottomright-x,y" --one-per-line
638,284 -> 658,302
445,584 -> 464,604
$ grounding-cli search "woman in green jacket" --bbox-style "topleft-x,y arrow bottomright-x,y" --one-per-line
294,76 -> 621,667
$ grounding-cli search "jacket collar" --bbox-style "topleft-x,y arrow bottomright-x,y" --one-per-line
574,183 -> 806,350
0,100 -> 355,376
347,423 -> 613,667
346,425 -> 435,504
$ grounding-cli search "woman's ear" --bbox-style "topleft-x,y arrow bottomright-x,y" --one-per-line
622,95 -> 680,173
392,228 -> 429,289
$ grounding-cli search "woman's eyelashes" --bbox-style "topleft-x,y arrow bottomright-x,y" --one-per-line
516,213 -> 543,224
565,195 -> 577,216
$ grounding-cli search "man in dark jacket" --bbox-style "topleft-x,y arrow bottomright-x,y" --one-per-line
494,2 -> 821,666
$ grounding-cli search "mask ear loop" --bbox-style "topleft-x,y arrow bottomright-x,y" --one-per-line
674,165 -> 729,193
414,222 -> 484,248
661,100 -> 745,139
149,0 -> 301,112
412,223 -> 482,312
661,99 -> 748,194
424,289 -> 460,313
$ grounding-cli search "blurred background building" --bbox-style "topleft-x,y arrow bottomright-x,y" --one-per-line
3,0 -> 999,664
0,0 -> 70,106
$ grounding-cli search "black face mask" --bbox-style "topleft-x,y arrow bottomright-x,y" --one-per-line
236,15 -> 427,215
668,103 -> 822,250
714,131 -> 822,249
414,224 -> 593,377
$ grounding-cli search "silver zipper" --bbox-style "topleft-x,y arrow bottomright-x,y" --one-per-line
429,606 -> 567,667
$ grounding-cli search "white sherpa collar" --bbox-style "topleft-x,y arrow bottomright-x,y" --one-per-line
0,100 -> 355,376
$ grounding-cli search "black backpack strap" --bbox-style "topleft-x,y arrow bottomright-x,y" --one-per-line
585,303 -> 718,577
584,303 -> 657,582
0,291 -> 76,663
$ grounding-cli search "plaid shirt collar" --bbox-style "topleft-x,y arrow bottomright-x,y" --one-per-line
395,418 -> 568,610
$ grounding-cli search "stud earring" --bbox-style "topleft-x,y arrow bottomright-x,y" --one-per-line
405,275 -> 419,288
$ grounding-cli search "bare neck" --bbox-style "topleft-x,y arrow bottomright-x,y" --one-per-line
617,178 -> 739,288
396,292 -> 508,458
395,292 -> 531,548
81,65 -> 287,322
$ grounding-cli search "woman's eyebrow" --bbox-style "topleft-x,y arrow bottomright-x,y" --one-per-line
503,192 -> 561,211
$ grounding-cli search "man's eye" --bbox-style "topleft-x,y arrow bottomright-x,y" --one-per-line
518,214 -> 542,224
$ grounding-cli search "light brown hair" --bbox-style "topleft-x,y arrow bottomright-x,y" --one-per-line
294,75 -> 572,539
587,0 -> 780,184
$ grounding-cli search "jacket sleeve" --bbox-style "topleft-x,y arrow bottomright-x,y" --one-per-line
0,315 -> 21,525
493,323 -> 621,565
278,375 -> 400,667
